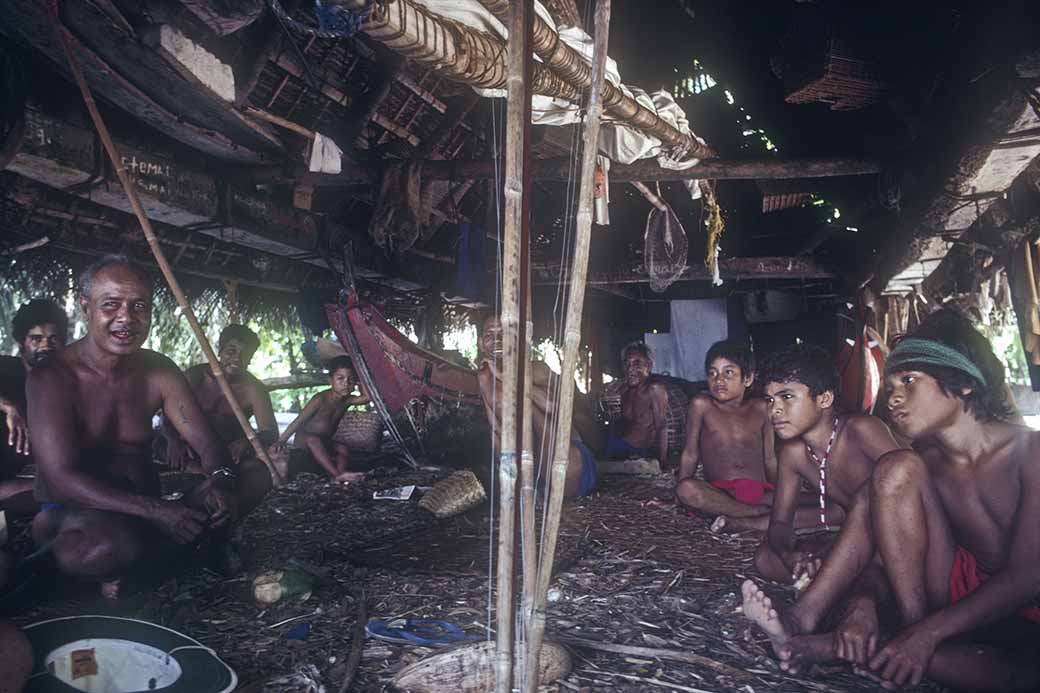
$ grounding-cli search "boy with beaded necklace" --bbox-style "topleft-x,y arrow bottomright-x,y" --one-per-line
748,344 -> 903,584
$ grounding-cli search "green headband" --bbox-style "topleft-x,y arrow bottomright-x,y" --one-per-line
886,338 -> 988,386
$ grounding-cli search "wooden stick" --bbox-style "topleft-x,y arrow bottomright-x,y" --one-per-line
244,106 -> 316,139
561,636 -> 754,682
523,2 -> 611,691
53,18 -> 284,486
493,0 -> 533,688
337,589 -> 367,693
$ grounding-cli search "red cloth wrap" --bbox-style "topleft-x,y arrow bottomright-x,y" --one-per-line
710,478 -> 775,506
949,546 -> 1040,623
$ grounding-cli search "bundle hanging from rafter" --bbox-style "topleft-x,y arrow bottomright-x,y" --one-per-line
703,183 -> 725,286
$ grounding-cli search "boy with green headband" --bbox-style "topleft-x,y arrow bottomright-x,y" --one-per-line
740,310 -> 1040,691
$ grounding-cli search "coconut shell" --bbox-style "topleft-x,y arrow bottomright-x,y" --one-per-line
392,640 -> 571,692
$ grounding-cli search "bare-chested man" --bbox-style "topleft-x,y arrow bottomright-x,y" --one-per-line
605,342 -> 670,465
477,317 -> 597,498
27,256 -> 272,592
0,299 -> 68,512
675,340 -> 777,523
742,310 -> 1040,691
750,344 -> 902,583
163,324 -> 278,472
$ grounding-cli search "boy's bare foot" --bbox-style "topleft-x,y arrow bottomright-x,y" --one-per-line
741,579 -> 799,656
778,633 -> 833,674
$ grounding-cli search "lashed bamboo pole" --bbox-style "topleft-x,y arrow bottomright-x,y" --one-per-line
339,0 -> 710,160
493,0 -> 535,688
513,3 -> 539,688
51,14 -> 284,486
524,1 -> 611,689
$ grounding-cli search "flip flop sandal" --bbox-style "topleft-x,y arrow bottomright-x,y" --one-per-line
365,618 -> 479,647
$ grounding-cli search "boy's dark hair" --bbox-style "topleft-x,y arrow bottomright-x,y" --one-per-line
218,324 -> 261,355
890,309 -> 1013,422
12,299 -> 68,343
325,355 -> 356,377
759,343 -> 839,398
704,339 -> 754,377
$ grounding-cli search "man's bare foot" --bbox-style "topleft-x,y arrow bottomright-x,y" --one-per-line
741,579 -> 798,656
778,633 -> 833,674
336,471 -> 366,484
101,578 -> 121,600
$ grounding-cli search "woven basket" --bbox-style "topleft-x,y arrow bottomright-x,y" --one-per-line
333,411 -> 383,452
393,640 -> 571,692
419,470 -> 486,519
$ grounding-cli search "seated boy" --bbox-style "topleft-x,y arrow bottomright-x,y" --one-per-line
273,356 -> 371,483
741,310 -> 1040,691
752,344 -> 902,583
477,317 -> 597,498
675,340 -> 776,524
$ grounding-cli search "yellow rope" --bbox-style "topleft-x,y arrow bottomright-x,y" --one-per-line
703,184 -> 724,277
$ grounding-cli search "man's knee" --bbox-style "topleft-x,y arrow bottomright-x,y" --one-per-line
872,449 -> 928,497
0,621 -> 31,688
52,521 -> 142,578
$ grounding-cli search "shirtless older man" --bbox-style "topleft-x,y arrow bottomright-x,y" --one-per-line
163,324 -> 278,472
0,299 -> 68,511
605,342 -> 671,465
27,256 -> 271,588
477,317 -> 597,498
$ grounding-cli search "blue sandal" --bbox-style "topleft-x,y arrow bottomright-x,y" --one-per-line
365,618 -> 479,647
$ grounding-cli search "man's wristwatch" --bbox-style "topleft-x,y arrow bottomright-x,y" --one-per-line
210,466 -> 239,487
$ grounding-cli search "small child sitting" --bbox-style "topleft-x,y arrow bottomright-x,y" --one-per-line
274,356 -> 371,483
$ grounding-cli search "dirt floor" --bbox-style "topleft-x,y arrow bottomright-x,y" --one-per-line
3,464 -> 946,692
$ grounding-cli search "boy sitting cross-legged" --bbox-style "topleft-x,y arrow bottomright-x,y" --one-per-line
741,310 -> 1040,691
273,356 -> 371,483
751,344 -> 903,584
675,340 -> 777,523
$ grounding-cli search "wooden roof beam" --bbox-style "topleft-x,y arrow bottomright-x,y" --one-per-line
534,256 -> 835,286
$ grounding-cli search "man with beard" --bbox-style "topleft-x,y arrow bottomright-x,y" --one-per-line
605,342 -> 671,465
27,256 -> 271,593
162,324 -> 278,473
0,299 -> 68,510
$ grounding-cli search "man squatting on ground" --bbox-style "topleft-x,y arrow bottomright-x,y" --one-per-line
27,255 -> 272,595
605,342 -> 672,465
674,340 -> 777,526
751,344 -> 903,584
0,299 -> 68,513
477,317 -> 597,498
163,324 -> 279,473
273,356 -> 370,483
742,310 -> 1040,691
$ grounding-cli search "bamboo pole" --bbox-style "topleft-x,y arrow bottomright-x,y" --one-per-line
513,5 -> 539,690
524,1 -> 611,690
493,0 -> 535,688
51,14 -> 284,486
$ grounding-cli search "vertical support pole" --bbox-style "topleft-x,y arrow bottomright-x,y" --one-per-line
523,2 -> 612,690
495,0 -> 534,690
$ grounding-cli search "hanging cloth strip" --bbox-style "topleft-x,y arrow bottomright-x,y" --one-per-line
805,416 -> 841,528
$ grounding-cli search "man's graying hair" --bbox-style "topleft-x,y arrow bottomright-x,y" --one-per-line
78,255 -> 153,298
621,341 -> 653,364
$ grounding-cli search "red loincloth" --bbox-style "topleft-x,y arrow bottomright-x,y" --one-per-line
949,546 -> 1040,623
710,478 -> 775,506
